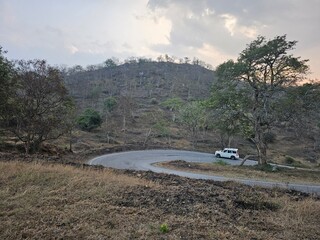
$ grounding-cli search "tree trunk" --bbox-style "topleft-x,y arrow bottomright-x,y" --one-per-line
257,141 -> 267,165
240,154 -> 258,166
25,141 -> 30,155
252,132 -> 268,165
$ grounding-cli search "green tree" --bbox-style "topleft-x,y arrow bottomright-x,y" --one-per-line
178,101 -> 208,147
4,59 -> 74,154
161,97 -> 184,122
207,63 -> 252,148
209,35 -> 309,165
77,108 -> 102,132
278,83 -> 320,146
161,97 -> 184,111
0,46 -> 15,123
104,58 -> 118,68
104,96 -> 117,113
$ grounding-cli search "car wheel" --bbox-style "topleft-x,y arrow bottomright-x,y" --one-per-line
230,156 -> 236,160
216,154 -> 221,158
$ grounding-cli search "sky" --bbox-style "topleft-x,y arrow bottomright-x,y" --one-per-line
0,0 -> 319,80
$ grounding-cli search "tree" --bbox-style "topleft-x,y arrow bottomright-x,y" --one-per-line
77,108 -> 102,132
161,97 -> 184,111
161,97 -> 184,122
104,58 -> 119,68
117,95 -> 136,131
104,96 -> 117,113
206,60 -> 252,148
4,59 -> 74,154
0,46 -> 15,124
209,35 -> 309,165
178,101 -> 208,147
278,83 -> 320,145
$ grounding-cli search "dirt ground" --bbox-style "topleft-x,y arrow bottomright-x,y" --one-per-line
0,155 -> 319,240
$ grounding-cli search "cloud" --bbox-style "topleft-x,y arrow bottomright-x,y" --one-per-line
147,0 -> 320,79
67,45 -> 79,54
0,0 -> 319,79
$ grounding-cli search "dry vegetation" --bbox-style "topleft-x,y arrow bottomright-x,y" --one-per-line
158,160 -> 320,185
1,160 -> 319,239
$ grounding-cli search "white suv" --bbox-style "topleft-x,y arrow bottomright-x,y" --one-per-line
215,148 -> 239,160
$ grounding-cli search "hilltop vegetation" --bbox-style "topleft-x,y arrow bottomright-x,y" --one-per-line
63,60 -> 214,111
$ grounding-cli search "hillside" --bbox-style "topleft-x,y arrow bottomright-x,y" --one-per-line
61,61 -> 320,166
64,62 -> 215,112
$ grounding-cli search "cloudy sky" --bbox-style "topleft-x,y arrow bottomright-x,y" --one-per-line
1,0 -> 319,79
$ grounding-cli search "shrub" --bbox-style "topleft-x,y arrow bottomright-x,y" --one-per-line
285,156 -> 295,165
161,97 -> 184,111
77,109 -> 102,131
263,132 -> 276,143
215,159 -> 230,166
104,97 -> 117,112
150,98 -> 158,105
254,164 -> 280,172
159,223 -> 169,233
285,156 -> 308,168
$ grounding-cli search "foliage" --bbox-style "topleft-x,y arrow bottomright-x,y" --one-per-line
214,159 -> 230,166
208,35 -> 309,165
159,223 -> 169,233
263,132 -> 276,144
103,96 -> 117,113
161,97 -> 184,111
206,69 -> 252,146
77,109 -> 102,132
277,83 -> 320,138
104,58 -> 118,68
3,59 -> 74,153
253,164 -> 280,173
150,98 -> 158,105
285,156 -> 295,165
0,46 -> 15,123
178,101 -> 208,146
153,120 -> 170,138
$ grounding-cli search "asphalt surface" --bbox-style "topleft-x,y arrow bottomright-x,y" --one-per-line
89,149 -> 320,195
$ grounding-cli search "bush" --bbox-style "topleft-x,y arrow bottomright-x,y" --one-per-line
285,156 -> 295,165
254,164 -> 280,172
104,97 -> 117,112
284,156 -> 308,168
77,109 -> 102,131
150,98 -> 158,105
263,132 -> 276,143
214,159 -> 230,166
159,223 -> 169,233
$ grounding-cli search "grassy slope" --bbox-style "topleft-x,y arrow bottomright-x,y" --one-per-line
1,161 -> 319,239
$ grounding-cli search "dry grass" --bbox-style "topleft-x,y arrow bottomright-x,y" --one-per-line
0,161 -> 319,239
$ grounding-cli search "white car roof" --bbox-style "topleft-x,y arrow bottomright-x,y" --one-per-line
223,148 -> 238,151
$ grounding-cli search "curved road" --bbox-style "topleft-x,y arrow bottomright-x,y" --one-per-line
89,149 -> 320,195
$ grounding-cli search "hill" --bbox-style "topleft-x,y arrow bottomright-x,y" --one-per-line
61,61 -> 320,166
64,61 -> 215,112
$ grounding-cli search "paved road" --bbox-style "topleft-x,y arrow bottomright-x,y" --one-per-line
89,149 -> 320,195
